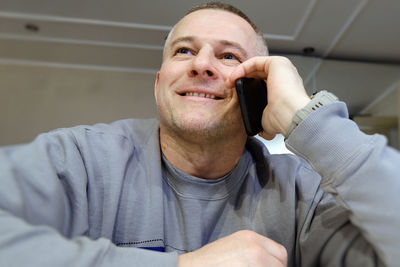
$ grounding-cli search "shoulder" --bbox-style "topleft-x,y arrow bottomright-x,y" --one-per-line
54,118 -> 159,147
26,118 -> 160,161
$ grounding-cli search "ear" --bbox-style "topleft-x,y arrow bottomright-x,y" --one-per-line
154,71 -> 160,104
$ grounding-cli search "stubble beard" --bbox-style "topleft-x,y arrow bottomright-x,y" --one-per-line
158,104 -> 244,145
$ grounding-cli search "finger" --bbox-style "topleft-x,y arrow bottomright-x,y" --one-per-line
256,235 -> 288,266
243,71 -> 269,80
258,131 -> 276,141
226,72 -> 269,90
226,64 -> 246,88
226,56 -> 272,88
264,255 -> 287,267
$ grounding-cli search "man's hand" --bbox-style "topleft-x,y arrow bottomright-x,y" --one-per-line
178,230 -> 287,267
227,56 -> 311,140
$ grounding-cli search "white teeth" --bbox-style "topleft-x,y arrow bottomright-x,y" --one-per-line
185,92 -> 217,99
206,94 -> 216,99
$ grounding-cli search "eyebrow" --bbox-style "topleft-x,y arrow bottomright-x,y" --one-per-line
169,36 -> 248,58
169,36 -> 195,48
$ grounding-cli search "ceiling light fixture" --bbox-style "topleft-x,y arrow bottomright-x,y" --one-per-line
25,23 -> 40,32
302,47 -> 315,55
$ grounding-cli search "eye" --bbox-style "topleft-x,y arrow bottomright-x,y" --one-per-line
221,53 -> 241,62
176,47 -> 192,55
223,54 -> 235,59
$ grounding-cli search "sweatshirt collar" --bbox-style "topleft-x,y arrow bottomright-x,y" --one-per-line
161,149 -> 251,200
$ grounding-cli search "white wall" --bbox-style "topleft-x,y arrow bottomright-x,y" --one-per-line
0,63 -> 157,145
358,83 -> 399,149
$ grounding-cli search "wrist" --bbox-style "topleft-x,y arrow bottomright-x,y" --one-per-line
285,90 -> 338,138
280,95 -> 311,136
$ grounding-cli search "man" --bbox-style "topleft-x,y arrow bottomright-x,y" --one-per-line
0,2 -> 399,267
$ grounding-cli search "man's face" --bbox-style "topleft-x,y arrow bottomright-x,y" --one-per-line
155,9 -> 259,139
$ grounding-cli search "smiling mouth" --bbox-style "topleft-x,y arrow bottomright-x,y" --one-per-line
181,92 -> 223,100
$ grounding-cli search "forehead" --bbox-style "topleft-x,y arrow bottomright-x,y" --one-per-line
169,9 -> 259,56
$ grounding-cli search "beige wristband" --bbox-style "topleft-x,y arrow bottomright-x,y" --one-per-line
285,90 -> 338,138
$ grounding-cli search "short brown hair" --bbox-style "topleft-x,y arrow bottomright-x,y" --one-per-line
163,2 -> 268,57
186,2 -> 262,35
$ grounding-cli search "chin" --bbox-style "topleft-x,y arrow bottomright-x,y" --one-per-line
158,105 -> 244,140
180,117 -> 220,133
176,115 -> 243,140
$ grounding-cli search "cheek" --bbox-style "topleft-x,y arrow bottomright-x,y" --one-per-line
155,70 -> 169,96
155,74 -> 174,108
161,61 -> 184,78
157,63 -> 186,91
158,69 -> 178,92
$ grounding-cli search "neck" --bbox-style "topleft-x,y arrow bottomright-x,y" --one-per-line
160,127 -> 247,180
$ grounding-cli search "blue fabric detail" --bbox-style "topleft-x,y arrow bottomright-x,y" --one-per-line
139,246 -> 165,252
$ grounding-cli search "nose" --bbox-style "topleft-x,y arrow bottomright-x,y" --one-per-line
189,48 -> 219,80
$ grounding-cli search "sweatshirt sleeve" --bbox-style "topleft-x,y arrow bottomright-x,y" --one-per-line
0,129 -> 178,267
285,102 -> 400,266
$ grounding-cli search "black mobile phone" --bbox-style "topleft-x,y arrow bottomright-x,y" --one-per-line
235,78 -> 268,136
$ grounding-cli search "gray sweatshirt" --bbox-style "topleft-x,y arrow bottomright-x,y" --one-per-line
0,102 -> 399,266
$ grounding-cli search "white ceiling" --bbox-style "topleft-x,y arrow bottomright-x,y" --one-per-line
0,0 -> 400,116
